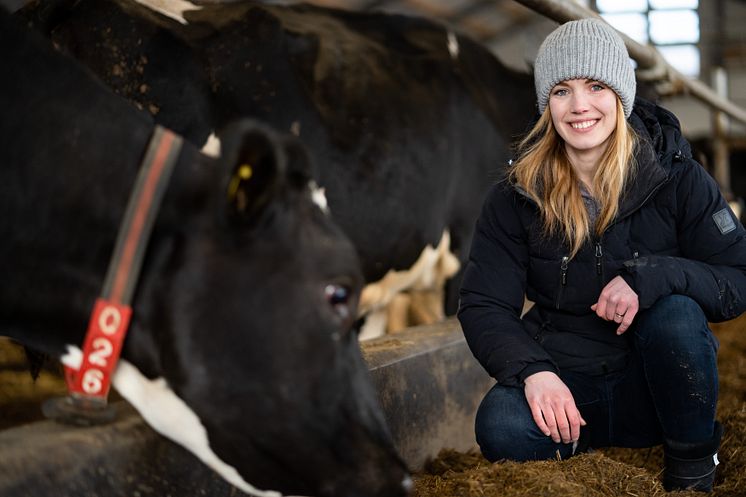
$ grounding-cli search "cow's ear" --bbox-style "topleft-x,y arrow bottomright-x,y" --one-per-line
219,120 -> 287,221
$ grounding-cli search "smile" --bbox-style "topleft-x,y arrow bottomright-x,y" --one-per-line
570,120 -> 598,129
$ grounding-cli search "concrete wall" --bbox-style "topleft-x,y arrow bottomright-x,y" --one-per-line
364,319 -> 493,469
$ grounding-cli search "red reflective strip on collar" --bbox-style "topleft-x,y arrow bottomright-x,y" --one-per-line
109,130 -> 176,303
68,299 -> 132,398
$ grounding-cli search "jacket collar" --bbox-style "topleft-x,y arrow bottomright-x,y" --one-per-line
617,100 -> 668,219
617,97 -> 692,219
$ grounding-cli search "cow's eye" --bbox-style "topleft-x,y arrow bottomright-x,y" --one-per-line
325,284 -> 352,320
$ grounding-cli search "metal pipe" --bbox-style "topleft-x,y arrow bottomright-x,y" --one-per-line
712,66 -> 732,198
448,0 -> 494,23
511,0 -> 746,125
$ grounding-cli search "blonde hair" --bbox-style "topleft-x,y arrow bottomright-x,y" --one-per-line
508,98 -> 637,258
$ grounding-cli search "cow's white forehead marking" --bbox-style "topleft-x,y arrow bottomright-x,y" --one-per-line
309,181 -> 329,214
447,31 -> 459,59
112,360 -> 300,497
133,0 -> 203,25
201,132 -> 222,158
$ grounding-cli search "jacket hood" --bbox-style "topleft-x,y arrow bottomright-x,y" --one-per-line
630,97 -> 692,163
616,97 -> 690,219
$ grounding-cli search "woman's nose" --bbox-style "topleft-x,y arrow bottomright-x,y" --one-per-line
570,93 -> 589,113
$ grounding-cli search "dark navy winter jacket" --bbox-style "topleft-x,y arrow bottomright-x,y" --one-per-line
458,98 -> 746,387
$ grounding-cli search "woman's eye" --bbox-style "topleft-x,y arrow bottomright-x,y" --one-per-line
553,88 -> 568,97
590,84 -> 605,92
325,284 -> 352,320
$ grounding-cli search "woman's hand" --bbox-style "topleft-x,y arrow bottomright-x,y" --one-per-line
524,371 -> 586,444
591,275 -> 639,335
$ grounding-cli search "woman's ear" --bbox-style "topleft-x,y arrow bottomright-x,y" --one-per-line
218,120 -> 288,223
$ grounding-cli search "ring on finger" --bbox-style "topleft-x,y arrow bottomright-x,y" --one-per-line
615,312 -> 625,318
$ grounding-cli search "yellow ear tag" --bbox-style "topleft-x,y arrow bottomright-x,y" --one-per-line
238,164 -> 253,179
228,163 -> 253,201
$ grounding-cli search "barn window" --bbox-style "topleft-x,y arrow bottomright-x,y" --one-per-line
594,0 -> 700,77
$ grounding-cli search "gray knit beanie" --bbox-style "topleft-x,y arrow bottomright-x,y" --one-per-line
534,18 -> 636,118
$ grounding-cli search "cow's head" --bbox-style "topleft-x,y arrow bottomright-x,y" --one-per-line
114,120 -> 411,497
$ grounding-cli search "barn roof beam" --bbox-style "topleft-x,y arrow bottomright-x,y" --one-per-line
512,0 -> 746,125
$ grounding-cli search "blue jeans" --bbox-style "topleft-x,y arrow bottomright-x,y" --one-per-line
475,295 -> 719,462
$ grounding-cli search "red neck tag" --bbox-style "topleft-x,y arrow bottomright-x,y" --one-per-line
67,299 -> 132,398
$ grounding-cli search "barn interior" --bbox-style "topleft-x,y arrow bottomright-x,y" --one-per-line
2,1 -> 746,497
271,0 -> 746,207
3,0 -> 745,198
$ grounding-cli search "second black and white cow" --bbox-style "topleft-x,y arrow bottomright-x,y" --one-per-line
19,0 -> 537,336
0,10 -> 409,497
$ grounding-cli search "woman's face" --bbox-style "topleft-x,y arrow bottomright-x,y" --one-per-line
548,79 -> 618,162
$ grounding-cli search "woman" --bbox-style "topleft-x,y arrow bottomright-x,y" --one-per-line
458,18 -> 746,493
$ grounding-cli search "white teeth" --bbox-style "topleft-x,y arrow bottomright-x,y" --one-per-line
571,120 -> 597,129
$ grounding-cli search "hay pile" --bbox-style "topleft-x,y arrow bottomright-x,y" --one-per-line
414,313 -> 746,497
0,339 -> 67,430
417,450 -> 667,497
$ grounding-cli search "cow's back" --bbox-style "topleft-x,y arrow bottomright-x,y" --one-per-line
21,0 -> 536,286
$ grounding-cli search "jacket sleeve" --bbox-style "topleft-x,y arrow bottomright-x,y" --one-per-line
457,184 -> 558,387
622,159 -> 746,322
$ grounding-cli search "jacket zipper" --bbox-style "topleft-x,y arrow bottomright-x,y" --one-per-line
595,242 -> 604,280
555,256 -> 569,309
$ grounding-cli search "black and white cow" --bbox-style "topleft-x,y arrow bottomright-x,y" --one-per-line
0,10 -> 410,497
18,0 -> 537,337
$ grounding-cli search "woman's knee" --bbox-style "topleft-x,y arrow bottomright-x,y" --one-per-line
475,390 -> 527,460
634,295 -> 714,351
475,384 -> 569,462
